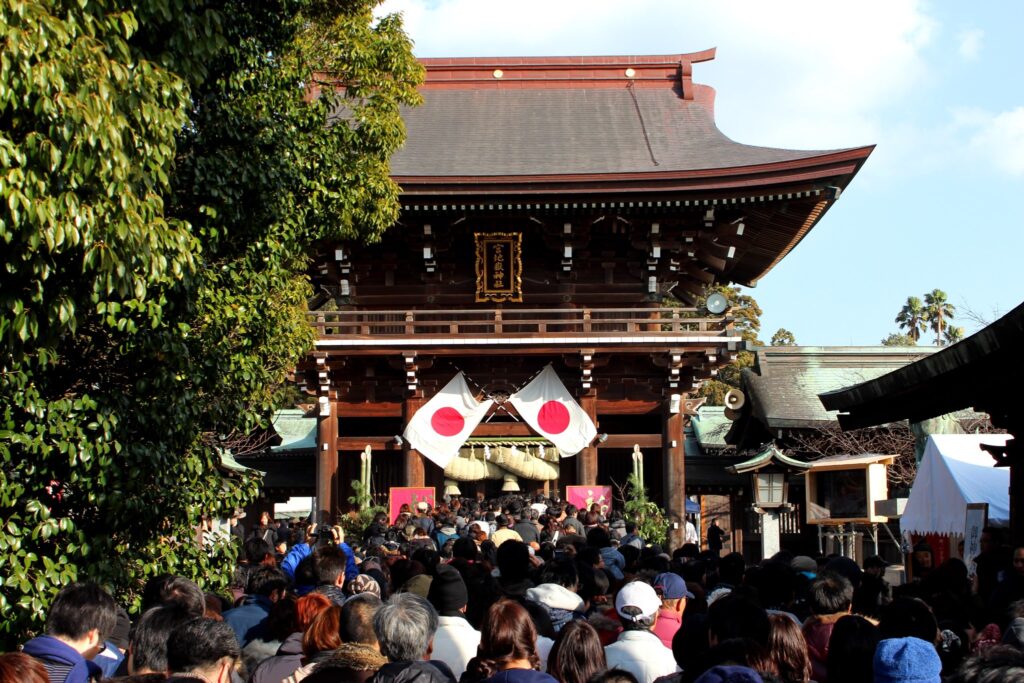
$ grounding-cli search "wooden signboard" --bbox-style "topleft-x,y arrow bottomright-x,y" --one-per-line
389,487 -> 436,524
963,502 -> 989,576
475,232 -> 522,302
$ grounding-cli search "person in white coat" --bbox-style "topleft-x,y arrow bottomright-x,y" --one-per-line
426,564 -> 481,679
604,581 -> 679,683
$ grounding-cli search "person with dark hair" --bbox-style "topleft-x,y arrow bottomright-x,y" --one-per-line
702,638 -> 772,679
304,594 -> 387,683
165,618 -> 241,683
250,511 -> 277,546
546,620 -> 606,683
283,523 -> 359,596
765,613 -> 810,683
141,575 -> 206,617
526,559 -> 585,633
0,652 -> 50,683
801,572 -> 852,682
240,593 -> 299,672
22,581 -> 118,683
706,519 -> 727,557
495,541 -> 556,639
586,527 -> 625,582
707,553 -> 745,605
365,511 -> 391,549
589,671 -> 640,683
949,645 -> 1024,682
125,605 -> 194,677
707,595 -> 771,649
878,596 -> 939,643
562,505 -> 584,537
462,599 -> 556,683
371,592 -> 454,683
605,581 -> 678,683
222,565 -> 289,647
824,614 -> 879,683
429,564 -> 481,679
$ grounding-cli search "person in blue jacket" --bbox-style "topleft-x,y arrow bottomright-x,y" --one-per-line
22,582 -> 118,683
281,523 -> 358,596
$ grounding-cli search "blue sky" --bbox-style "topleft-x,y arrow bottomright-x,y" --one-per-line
378,0 -> 1024,345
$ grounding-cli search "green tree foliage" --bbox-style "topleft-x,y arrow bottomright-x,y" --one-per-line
622,473 -> 669,547
895,296 -> 927,342
924,289 -> 956,346
770,328 -> 796,346
692,285 -> 762,405
0,0 -> 420,645
893,290 -> 958,347
881,332 -> 918,346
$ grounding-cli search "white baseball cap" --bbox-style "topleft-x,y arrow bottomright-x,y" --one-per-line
615,581 -> 661,623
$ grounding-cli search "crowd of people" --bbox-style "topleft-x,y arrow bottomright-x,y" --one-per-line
6,494 -> 1024,683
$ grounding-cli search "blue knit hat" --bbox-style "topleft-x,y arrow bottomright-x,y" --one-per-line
873,637 -> 941,683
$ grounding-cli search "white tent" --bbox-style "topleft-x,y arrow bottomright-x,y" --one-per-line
901,434 -> 1011,537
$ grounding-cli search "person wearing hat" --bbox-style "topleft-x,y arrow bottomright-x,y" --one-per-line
873,636 -> 941,683
651,573 -> 692,650
604,581 -> 679,683
427,565 -> 481,679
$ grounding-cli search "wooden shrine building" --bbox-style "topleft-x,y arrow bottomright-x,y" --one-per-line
288,50 -> 872,547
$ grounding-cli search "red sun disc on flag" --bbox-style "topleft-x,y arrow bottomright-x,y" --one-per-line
431,407 -> 465,437
538,400 -> 571,434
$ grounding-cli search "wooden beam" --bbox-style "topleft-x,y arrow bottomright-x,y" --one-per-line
595,399 -> 662,415
336,402 -> 403,417
602,434 -> 661,449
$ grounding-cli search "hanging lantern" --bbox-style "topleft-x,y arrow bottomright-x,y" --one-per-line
501,473 -> 520,492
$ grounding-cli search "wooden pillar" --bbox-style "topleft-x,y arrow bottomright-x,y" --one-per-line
576,394 -> 598,486
1009,437 -> 1024,548
403,396 -> 426,487
663,398 -> 687,550
316,400 -> 339,525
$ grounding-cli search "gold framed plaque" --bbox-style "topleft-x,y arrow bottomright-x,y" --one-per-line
475,232 -> 522,302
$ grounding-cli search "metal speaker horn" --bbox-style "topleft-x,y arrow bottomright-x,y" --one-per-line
705,292 -> 729,315
724,388 -> 745,411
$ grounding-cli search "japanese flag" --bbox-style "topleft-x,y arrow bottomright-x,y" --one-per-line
509,365 -> 597,457
403,373 -> 493,468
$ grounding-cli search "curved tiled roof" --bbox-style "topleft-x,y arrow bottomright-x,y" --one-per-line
392,86 -> 845,178
390,53 -> 869,189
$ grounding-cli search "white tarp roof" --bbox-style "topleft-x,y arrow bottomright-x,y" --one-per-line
902,434 -> 1011,537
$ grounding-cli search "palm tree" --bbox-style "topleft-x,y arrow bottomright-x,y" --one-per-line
924,289 -> 956,346
944,325 -> 965,345
895,296 -> 927,342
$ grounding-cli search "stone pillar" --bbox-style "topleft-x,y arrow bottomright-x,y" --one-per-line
663,399 -> 687,550
575,394 -> 598,486
403,396 -> 426,487
760,510 -> 781,559
316,400 -> 339,525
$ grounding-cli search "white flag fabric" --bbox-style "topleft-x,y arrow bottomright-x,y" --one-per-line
403,373 -> 493,468
509,365 -> 597,457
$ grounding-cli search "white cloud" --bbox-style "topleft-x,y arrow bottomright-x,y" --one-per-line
966,107 -> 1024,175
957,28 -> 984,60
